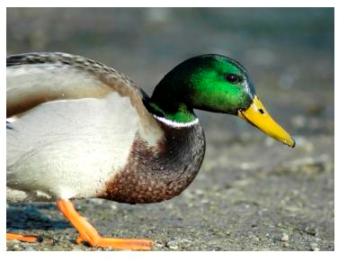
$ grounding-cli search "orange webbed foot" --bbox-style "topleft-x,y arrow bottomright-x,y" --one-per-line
76,234 -> 153,250
7,232 -> 42,243
57,199 -> 153,250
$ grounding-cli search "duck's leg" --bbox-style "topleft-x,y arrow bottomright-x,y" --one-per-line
56,199 -> 153,250
6,232 -> 41,243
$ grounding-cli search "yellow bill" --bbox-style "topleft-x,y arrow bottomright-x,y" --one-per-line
238,96 -> 295,148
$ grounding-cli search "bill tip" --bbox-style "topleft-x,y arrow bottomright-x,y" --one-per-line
287,138 -> 295,148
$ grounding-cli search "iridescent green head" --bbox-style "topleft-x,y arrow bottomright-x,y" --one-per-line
148,54 -> 295,147
150,54 -> 255,121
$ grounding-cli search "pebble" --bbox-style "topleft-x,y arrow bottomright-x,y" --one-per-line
11,243 -> 21,250
201,199 -> 210,204
166,239 -> 192,250
194,189 -> 204,196
72,246 -> 84,251
166,240 -> 179,250
155,241 -> 165,248
310,243 -> 320,251
225,231 -> 232,236
88,198 -> 104,205
110,204 -> 118,210
240,162 -> 252,170
281,233 -> 289,242
253,236 -> 260,242
304,226 -> 319,236
24,246 -> 36,251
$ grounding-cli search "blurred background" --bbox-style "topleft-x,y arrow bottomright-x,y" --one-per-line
7,8 -> 334,137
7,8 -> 334,251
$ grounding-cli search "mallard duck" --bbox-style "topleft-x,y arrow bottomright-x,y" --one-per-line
6,52 -> 295,250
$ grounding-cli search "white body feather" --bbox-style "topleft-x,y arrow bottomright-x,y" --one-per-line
7,94 -> 138,200
6,57 -> 158,201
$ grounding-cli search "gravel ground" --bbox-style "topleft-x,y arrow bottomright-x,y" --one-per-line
6,8 -> 334,251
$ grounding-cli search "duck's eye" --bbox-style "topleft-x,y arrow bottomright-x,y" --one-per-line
226,73 -> 242,84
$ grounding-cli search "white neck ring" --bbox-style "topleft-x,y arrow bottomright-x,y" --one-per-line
152,114 -> 199,128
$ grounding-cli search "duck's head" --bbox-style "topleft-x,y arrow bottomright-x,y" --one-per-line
149,54 -> 295,147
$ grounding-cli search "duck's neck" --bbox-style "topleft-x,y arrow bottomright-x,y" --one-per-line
148,102 -> 197,125
147,74 -> 197,124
